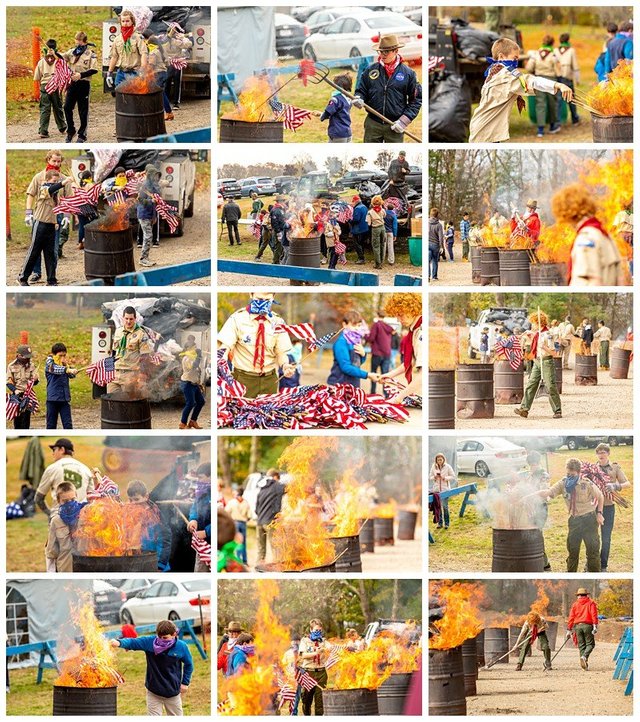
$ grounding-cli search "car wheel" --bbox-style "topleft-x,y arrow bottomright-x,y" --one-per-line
607,437 -> 618,446
184,190 -> 195,218
169,611 -> 181,621
121,609 -> 133,625
475,461 -> 490,478
566,438 -> 578,451
303,45 -> 316,61
349,47 -> 362,71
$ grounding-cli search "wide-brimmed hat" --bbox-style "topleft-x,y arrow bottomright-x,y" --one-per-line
526,199 -> 538,209
373,34 -> 405,51
575,587 -> 589,596
226,621 -> 242,632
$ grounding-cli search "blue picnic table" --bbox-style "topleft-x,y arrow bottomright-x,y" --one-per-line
428,483 -> 478,543
613,626 -> 633,695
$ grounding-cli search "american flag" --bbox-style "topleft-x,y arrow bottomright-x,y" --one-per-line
309,331 -> 335,352
494,335 -> 523,371
191,532 -> 212,567
87,474 -> 120,500
53,184 -> 101,217
250,220 -> 262,240
324,644 -> 342,669
106,189 -> 127,207
149,353 -> 164,365
428,55 -> 445,72
294,667 -> 318,690
151,193 -> 180,233
85,355 -> 116,386
217,349 -> 247,398
274,322 -> 334,350
124,171 -> 145,196
217,697 -> 233,714
334,239 -> 346,259
268,98 -> 312,132
384,197 -> 406,213
6,380 -> 39,420
45,58 -> 73,94
331,202 -> 353,223
6,394 -> 21,421
170,56 -> 189,70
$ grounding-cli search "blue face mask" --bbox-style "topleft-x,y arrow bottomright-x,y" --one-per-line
564,474 -> 580,494
248,298 -> 273,316
484,58 -> 519,77
310,629 -> 324,642
58,499 -> 87,526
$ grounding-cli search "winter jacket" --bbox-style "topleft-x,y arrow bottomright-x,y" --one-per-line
605,33 -> 633,73
189,491 -> 211,543
137,182 -> 161,221
255,478 -> 286,526
327,332 -> 368,387
354,61 -> 422,123
118,636 -> 193,698
269,205 -> 286,233
279,352 -> 300,390
366,321 -> 394,357
383,209 -> 398,236
45,355 -> 73,402
350,202 -> 369,235
221,202 -> 241,224
567,596 -> 599,628
429,217 -> 444,248
320,91 -> 352,139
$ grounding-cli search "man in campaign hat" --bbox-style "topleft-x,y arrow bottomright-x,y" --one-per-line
566,587 -> 599,670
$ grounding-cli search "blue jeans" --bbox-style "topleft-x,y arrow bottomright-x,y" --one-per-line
429,243 -> 440,279
234,520 -> 248,563
600,504 -> 615,570
370,354 -> 391,395
115,69 -> 137,87
438,498 -> 450,528
155,70 -> 172,113
180,381 -> 205,424
446,240 -> 454,260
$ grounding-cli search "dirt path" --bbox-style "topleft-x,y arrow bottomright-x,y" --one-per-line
469,641 -> 631,716
7,195 -> 211,286
6,98 -> 211,143
429,258 -> 473,286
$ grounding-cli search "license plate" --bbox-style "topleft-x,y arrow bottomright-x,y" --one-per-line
95,595 -> 108,603
279,29 -> 293,37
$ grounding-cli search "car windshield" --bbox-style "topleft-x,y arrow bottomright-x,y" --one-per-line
364,15 -> 415,30
182,580 -> 211,592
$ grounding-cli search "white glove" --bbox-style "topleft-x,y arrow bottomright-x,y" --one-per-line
352,96 -> 365,109
592,626 -> 598,634
24,211 -> 33,227
105,73 -> 115,89
60,216 -> 70,230
574,70 -> 581,86
390,114 -> 410,134
565,630 -> 572,639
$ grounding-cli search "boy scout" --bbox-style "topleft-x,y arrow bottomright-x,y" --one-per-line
107,306 -> 154,395
538,458 -> 604,572
515,612 -> 552,671
6,344 -> 40,429
217,293 -> 296,398
595,443 -> 630,571
106,9 -> 148,88
61,31 -> 98,143
34,40 -> 67,139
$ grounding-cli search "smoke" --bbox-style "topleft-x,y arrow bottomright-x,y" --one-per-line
475,477 -> 546,530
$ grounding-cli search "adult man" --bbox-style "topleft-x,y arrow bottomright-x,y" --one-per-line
558,315 -> 576,369
255,469 -> 285,563
595,442 -> 630,572
107,306 -> 154,395
515,310 -> 562,419
35,438 -> 94,516
459,212 -> 471,261
353,35 -> 422,143
217,292 -> 296,398
105,9 -> 148,88
388,150 -> 411,203
540,458 -> 604,572
298,619 -> 330,715
217,621 -> 243,676
221,197 -> 242,247
269,196 -> 287,264
366,311 -> 395,395
7,344 -> 40,429
566,587 -> 599,670
350,195 -> 369,265
510,199 -> 541,248
594,320 -> 612,369
428,207 -> 444,281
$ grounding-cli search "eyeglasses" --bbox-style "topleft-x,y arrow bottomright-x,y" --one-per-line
379,49 -> 396,55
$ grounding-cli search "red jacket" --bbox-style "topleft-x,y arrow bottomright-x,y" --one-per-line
567,596 -> 599,628
510,212 -> 541,242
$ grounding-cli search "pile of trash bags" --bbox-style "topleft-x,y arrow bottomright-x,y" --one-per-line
429,74 -> 471,143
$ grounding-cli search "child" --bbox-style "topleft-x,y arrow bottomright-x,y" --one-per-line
179,335 -> 205,430
106,9 -> 148,88
525,35 -> 561,137
279,340 -> 302,391
45,342 -> 77,429
137,164 -> 163,267
6,344 -> 40,429
480,327 -> 491,364
327,311 -> 378,389
445,222 -> 455,260
33,40 -> 67,139
250,192 -> 264,219
217,508 -> 247,572
319,72 -> 353,143
45,481 -> 80,572
324,210 -> 342,269
61,31 -> 98,143
469,37 -> 572,143
459,212 -> 471,260
554,33 -> 580,125
126,479 -> 167,571
111,620 -> 193,716
187,463 -> 211,572
226,633 -> 254,677
384,202 -> 398,265
76,170 -> 97,250
366,195 -> 386,269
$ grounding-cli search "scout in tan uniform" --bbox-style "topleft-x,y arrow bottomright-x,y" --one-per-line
537,458 -> 604,572
595,443 -> 631,571
525,36 -> 561,137
469,38 -> 572,143
554,33 -> 581,124
298,620 -> 330,715
593,320 -> 612,369
217,293 -> 295,398
107,306 -> 154,395
379,293 -> 422,402
44,482 -> 77,572
61,32 -> 98,142
33,40 -> 67,138
558,315 -> 576,369
106,9 -> 149,88
6,344 -> 40,429
147,28 -> 193,119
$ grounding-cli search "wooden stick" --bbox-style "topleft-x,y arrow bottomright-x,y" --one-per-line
297,330 -> 341,366
172,503 -> 190,526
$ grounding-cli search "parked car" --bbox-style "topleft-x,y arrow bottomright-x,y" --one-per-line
119,579 -> 211,629
275,13 -> 309,58
217,192 -> 224,208
274,175 -> 298,194
106,578 -> 154,600
291,5 -> 326,23
363,618 -> 422,647
562,436 -> 633,451
303,10 -> 422,62
456,437 -> 528,480
218,178 -> 242,199
335,170 -> 378,189
305,8 -> 366,34
240,177 -> 277,197
93,580 -> 127,625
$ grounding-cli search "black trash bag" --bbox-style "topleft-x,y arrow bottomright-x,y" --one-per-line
429,74 -> 472,143
454,26 -> 500,61
118,150 -> 161,172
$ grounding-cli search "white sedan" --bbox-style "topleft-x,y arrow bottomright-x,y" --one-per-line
302,11 -> 422,62
456,438 -> 529,480
119,579 -> 210,628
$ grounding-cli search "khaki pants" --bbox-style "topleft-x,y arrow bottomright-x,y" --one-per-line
385,231 -> 395,264
232,368 -> 278,399
562,342 -> 571,369
146,690 -> 183,716
107,370 -> 139,395
363,115 -> 404,143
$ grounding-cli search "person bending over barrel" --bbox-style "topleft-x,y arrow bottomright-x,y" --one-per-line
515,612 -> 551,671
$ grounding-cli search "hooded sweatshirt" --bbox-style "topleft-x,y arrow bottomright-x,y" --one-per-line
567,595 -> 599,628
429,217 -> 445,247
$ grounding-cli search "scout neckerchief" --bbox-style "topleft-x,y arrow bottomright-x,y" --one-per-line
558,42 -> 571,55
567,217 -> 609,284
118,323 -> 141,357
529,623 -> 539,644
538,45 -> 554,60
529,325 -> 548,358
563,474 -> 580,516
378,53 -> 403,77
485,59 -> 526,113
121,25 -> 135,53
247,300 -> 273,372
401,315 -> 422,383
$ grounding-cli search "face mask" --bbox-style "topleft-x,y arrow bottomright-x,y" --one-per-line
195,481 -> 210,499
484,57 -> 518,76
310,629 -> 323,642
248,298 -> 273,316
343,328 -> 363,345
58,499 -> 86,526
153,636 -> 176,655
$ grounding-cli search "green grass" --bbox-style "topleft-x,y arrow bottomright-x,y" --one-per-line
7,629 -> 211,715
429,446 -> 634,573
6,6 -> 112,123
218,61 -> 423,143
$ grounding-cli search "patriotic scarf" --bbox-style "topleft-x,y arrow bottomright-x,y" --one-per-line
401,316 -> 422,383
236,643 -> 255,656
248,299 -> 274,316
564,474 -> 580,516
343,328 -> 363,346
121,25 -> 135,53
530,625 -> 539,644
153,637 -> 177,655
195,481 -> 210,499
309,630 -> 323,642
567,217 -> 610,284
379,53 -> 403,77
58,499 -> 88,527
485,60 -> 526,113
530,326 -> 548,359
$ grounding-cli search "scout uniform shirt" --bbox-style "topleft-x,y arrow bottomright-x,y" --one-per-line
547,475 -> 602,517
554,45 -> 579,80
594,325 -> 612,343
33,57 -> 57,87
525,49 -> 559,79
218,308 -> 293,375
26,170 -> 72,225
62,46 -> 98,78
6,359 -> 39,393
297,636 -> 330,670
598,460 -> 629,508
36,456 -> 94,503
112,325 -> 153,372
570,221 -> 622,286
109,31 -> 148,71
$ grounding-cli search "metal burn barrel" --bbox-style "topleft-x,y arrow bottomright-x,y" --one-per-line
479,247 -> 500,286
115,88 -> 166,142
475,630 -> 485,667
457,363 -> 494,419
540,620 -> 559,651
358,518 -> 374,553
529,262 -> 568,286
377,672 -> 412,715
72,552 -> 157,572
494,359 -> 524,404
329,535 -> 362,573
219,118 -> 284,143
484,627 -> 509,665
100,394 -> 151,430
461,637 -> 478,696
374,517 -> 395,546
429,370 -> 455,429
53,686 -> 117,716
83,225 -> 135,285
575,354 -> 598,386
498,249 -> 531,286
322,688 -> 379,715
288,235 -> 322,268
610,348 -> 632,379
491,528 -> 545,572
591,114 -> 633,143
428,646 -> 467,716
470,246 -> 481,284
255,561 -> 336,573
397,510 -> 418,540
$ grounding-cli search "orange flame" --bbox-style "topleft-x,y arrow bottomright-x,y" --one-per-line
117,66 -> 161,95
89,202 -> 131,232
330,467 -> 375,537
586,60 -> 633,116
429,582 -> 483,650
224,76 -> 280,122
375,500 -> 397,519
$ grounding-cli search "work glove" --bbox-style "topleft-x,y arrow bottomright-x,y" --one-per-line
592,626 -> 598,634
390,114 -> 410,134
565,630 -> 572,639
60,216 -> 70,230
605,482 -> 617,493
352,96 -> 365,109
105,73 -> 115,89
574,70 -> 581,86
24,210 -> 34,227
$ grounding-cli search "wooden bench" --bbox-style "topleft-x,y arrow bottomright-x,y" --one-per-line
87,259 -> 211,286
217,259 -> 379,286
428,483 -> 479,543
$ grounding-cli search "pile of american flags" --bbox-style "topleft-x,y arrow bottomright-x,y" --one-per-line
580,462 -> 630,508
494,335 -> 524,370
86,474 -> 120,501
330,201 -> 354,224
45,58 -> 73,94
6,379 -> 39,421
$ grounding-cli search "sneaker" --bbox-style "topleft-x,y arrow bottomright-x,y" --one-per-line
355,259 -> 365,265
29,274 -> 41,283
65,134 -> 75,144
59,126 -> 67,134
173,103 -> 181,110
515,663 -> 523,671
553,411 -> 562,419
17,277 -> 28,286
137,242 -> 143,248
320,258 -> 327,265
38,132 -> 50,139
580,656 -> 588,670
152,241 -> 160,247
254,256 -> 262,261
77,134 -> 87,143
514,408 -> 528,418
139,258 -> 156,267
237,242 -> 242,246
572,118 -> 581,126
537,127 -> 544,138
549,123 -> 561,134
544,663 -> 553,670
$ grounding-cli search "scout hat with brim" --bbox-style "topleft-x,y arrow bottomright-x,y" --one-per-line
575,587 -> 589,595
373,34 -> 405,51
226,621 -> 243,632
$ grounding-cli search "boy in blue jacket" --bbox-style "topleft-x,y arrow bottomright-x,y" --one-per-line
187,462 -> 211,572
319,73 -> 352,143
383,202 -> 398,265
328,311 -> 379,389
111,619 -> 193,715
350,196 -> 369,265
45,342 -> 77,429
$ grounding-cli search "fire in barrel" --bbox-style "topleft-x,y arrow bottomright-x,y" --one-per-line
115,68 -> 166,142
585,60 -> 633,143
84,204 -> 136,286
220,76 -> 284,143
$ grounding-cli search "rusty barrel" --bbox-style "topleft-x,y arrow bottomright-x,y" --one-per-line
470,246 -> 481,284
219,118 -> 284,143
100,394 -> 151,429
610,347 -> 632,379
288,235 -> 322,268
575,354 -> 598,385
475,630 -> 485,667
72,552 -> 157,572
374,517 -> 395,546
84,225 -> 135,285
591,114 -> 633,143
457,363 -> 494,419
480,247 -> 500,286
322,688 -> 379,715
529,262 -> 568,286
377,672 -> 412,715
358,518 -> 374,553
539,620 -> 559,651
510,625 -> 531,657
494,359 -> 524,404
115,88 -> 166,142
492,528 -> 545,572
554,356 -> 564,394
329,535 -> 362,573
484,627 -> 509,665
255,561 -> 336,573
53,686 -> 117,716
461,637 -> 478,696
498,249 -> 531,286
429,646 -> 467,715
397,509 -> 418,540
429,370 -> 455,429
